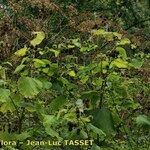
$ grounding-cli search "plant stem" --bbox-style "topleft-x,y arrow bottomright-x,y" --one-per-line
110,92 -> 134,150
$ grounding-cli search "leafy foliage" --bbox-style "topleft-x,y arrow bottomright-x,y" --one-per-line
18,77 -> 43,98
0,1 -> 150,150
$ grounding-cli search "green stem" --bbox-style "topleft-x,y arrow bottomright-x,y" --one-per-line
110,92 -> 134,150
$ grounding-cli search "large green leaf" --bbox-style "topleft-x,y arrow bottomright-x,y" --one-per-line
92,77 -> 103,86
40,79 -> 52,90
90,144 -> 101,150
30,32 -> 45,47
49,96 -> 67,112
93,107 -> 116,136
0,88 -> 11,102
18,77 -> 43,98
33,58 -> 46,68
113,32 -> 122,39
129,58 -> 144,69
87,123 -> 106,137
116,47 -> 127,60
14,64 -> 26,74
93,29 -> 105,36
45,127 -> 62,140
111,58 -> 128,68
68,70 -> 76,77
15,46 -> 28,57
0,100 -> 15,113
43,115 -> 57,125
117,38 -> 131,45
136,115 -> 150,127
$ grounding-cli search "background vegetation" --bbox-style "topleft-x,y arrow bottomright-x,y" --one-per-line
0,0 -> 150,150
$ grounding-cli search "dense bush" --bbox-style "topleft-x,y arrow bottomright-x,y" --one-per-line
0,30 -> 150,150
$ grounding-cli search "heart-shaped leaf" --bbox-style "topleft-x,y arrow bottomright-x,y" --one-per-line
30,32 -> 45,47
0,88 -> 11,102
15,46 -> 28,57
18,77 -> 43,98
93,107 -> 116,136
